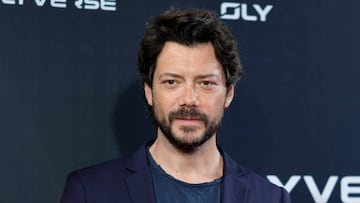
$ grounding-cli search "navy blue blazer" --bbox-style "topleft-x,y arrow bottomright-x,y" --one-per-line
61,143 -> 291,203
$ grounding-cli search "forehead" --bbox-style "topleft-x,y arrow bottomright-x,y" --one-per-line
154,42 -> 224,78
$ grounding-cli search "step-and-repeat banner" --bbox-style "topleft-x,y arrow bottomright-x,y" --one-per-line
1,0 -> 360,202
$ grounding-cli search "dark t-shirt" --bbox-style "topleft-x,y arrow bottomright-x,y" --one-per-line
147,150 -> 223,203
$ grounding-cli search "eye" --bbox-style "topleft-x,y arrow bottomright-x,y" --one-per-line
162,79 -> 179,88
166,80 -> 176,85
202,81 -> 213,86
199,80 -> 217,89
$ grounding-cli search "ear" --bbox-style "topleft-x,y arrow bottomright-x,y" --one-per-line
144,83 -> 153,106
224,85 -> 234,108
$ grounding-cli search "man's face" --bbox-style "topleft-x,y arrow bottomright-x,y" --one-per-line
144,41 -> 234,152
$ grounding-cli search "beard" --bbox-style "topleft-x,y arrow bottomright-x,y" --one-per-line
152,106 -> 223,153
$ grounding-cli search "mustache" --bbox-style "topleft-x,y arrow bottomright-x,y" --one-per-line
168,108 -> 209,125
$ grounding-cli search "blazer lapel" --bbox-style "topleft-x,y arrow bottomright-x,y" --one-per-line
124,143 -> 156,203
125,171 -> 156,203
222,173 -> 248,203
222,150 -> 249,203
123,143 -> 249,203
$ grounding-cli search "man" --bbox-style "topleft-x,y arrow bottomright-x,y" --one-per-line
61,8 -> 291,203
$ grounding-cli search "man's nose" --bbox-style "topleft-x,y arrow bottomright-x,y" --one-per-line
180,84 -> 200,107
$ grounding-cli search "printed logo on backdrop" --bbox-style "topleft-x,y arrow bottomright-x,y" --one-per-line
1,0 -> 116,11
220,2 -> 273,22
267,175 -> 360,203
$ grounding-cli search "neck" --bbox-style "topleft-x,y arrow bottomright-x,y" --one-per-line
149,130 -> 223,184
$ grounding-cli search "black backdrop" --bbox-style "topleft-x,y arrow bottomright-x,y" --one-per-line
1,0 -> 360,202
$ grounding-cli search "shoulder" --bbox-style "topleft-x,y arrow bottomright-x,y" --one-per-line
60,143 -> 152,203
222,150 -> 291,202
221,149 -> 278,189
70,156 -> 130,181
65,143 -> 149,188
238,165 -> 283,193
240,170 -> 291,202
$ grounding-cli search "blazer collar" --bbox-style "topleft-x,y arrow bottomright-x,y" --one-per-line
124,142 -> 249,203
221,149 -> 249,203
124,142 -> 156,203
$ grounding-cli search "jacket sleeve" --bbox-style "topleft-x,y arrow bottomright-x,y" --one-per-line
60,172 -> 86,203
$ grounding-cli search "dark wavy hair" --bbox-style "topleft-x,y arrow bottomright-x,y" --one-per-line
138,8 -> 243,88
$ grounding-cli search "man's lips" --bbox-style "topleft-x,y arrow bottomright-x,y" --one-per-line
174,117 -> 202,125
175,117 -> 201,120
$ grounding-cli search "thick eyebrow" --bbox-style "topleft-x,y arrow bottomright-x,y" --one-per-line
195,74 -> 221,81
158,73 -> 183,80
158,73 -> 221,81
